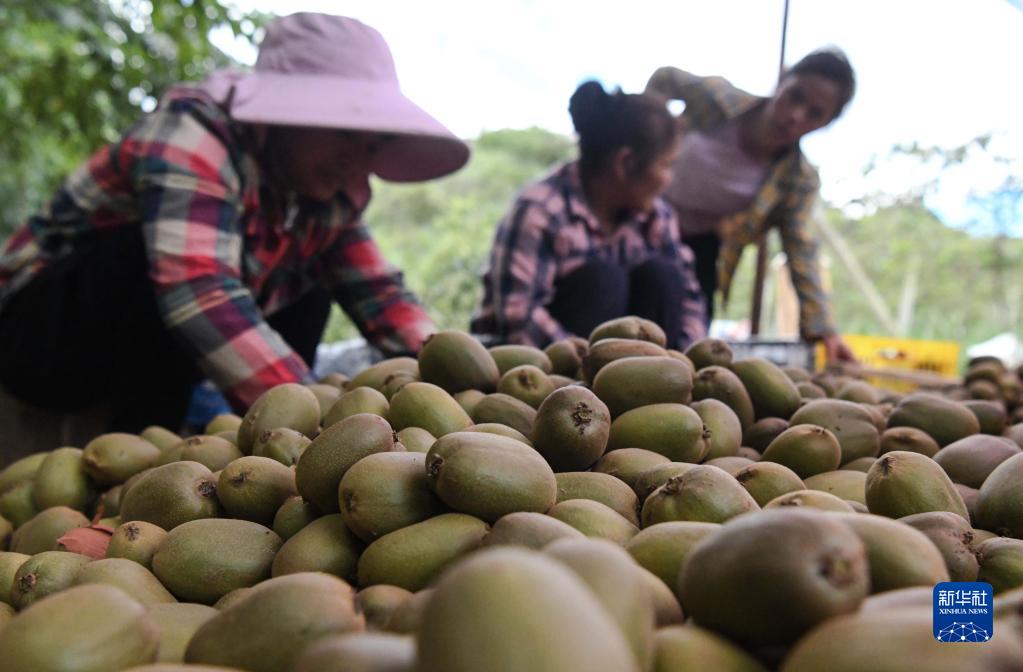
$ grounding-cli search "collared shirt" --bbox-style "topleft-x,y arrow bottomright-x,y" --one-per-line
470,161 -> 706,349
646,67 -> 836,338
0,86 -> 433,409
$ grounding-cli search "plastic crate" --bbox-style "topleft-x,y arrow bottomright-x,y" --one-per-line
726,338 -> 821,372
840,334 -> 960,392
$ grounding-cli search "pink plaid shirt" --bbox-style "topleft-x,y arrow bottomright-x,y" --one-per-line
471,161 -> 706,348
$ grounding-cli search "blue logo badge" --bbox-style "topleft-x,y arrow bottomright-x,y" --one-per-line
933,582 -> 994,642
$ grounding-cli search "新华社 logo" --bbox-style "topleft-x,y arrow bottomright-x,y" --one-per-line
933,582 -> 994,642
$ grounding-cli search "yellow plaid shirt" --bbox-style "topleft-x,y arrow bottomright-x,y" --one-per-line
647,67 -> 836,338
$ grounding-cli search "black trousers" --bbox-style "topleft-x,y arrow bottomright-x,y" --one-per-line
683,232 -> 720,325
547,257 -> 686,349
0,229 -> 330,433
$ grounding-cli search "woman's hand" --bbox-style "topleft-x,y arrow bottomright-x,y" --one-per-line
822,333 -> 856,363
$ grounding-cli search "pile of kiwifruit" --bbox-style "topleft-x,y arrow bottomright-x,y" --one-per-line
0,316 -> 1021,671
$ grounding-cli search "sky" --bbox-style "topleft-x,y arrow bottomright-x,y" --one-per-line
212,0 -> 1023,231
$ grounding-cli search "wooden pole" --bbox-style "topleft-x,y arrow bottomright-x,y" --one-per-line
751,0 -> 791,336
750,243 -> 769,336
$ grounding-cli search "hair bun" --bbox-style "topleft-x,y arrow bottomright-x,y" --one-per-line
569,80 -> 609,136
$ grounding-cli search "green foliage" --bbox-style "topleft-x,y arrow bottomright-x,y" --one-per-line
825,205 -> 1023,345
715,203 -> 1023,349
0,0 -> 263,235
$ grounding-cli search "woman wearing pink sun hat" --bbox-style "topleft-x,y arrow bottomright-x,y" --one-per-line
0,13 -> 469,437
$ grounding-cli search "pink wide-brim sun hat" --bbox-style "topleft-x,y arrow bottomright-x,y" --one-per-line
201,13 -> 470,183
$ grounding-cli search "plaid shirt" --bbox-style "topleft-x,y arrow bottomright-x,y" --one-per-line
0,87 -> 433,409
470,161 -> 706,349
647,67 -> 836,338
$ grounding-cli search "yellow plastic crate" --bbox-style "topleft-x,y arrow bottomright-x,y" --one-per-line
838,334 -> 961,392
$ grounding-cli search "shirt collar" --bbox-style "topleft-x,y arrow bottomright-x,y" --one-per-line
558,160 -> 657,234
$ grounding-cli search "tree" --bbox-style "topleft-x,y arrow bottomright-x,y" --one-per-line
968,174 -> 1023,333
853,135 -> 1023,339
824,202 -> 1023,348
0,0 -> 264,236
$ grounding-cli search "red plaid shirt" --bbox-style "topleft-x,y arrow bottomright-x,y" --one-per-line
0,86 -> 433,409
471,161 -> 706,348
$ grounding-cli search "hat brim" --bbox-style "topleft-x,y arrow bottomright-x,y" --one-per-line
228,73 -> 470,182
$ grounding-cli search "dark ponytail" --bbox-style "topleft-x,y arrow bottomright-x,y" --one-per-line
569,80 -> 675,177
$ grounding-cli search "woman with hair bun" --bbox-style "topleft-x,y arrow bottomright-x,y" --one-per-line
471,80 -> 706,350
646,48 -> 857,361
0,13 -> 469,437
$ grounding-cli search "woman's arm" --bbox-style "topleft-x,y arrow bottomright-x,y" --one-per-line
129,107 -> 311,410
773,184 -> 839,342
645,66 -> 705,101
487,199 -> 568,347
320,218 -> 435,357
658,208 -> 708,348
